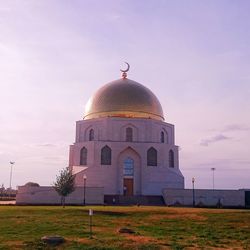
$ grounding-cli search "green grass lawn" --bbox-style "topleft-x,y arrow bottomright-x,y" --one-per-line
0,206 -> 249,249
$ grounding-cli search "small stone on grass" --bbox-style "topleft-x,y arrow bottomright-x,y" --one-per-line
118,228 -> 135,234
41,235 -> 65,245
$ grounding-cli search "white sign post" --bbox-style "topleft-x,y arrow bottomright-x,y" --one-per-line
89,209 -> 93,238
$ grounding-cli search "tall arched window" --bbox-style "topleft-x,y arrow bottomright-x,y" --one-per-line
123,157 -> 134,176
147,147 -> 157,166
101,145 -> 111,165
161,131 -> 165,143
169,149 -> 174,168
126,127 -> 133,142
89,129 -> 94,141
80,147 -> 87,165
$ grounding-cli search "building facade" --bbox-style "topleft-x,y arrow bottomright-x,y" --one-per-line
69,69 -> 184,196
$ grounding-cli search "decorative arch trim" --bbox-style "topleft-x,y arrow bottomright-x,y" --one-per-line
121,123 -> 139,141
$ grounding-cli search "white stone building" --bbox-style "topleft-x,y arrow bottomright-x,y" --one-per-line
69,70 -> 184,197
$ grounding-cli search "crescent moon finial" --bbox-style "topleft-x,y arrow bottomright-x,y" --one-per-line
120,62 -> 130,78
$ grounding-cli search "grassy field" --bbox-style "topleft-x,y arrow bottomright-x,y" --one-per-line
0,206 -> 249,249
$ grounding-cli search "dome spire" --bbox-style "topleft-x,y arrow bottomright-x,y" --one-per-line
120,62 -> 130,78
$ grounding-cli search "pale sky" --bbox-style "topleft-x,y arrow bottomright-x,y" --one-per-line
1,0 -> 250,190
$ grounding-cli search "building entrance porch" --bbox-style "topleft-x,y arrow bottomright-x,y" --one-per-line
117,147 -> 142,196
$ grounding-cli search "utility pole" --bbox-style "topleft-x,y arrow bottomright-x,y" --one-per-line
211,167 -> 216,190
9,161 -> 15,199
192,177 -> 195,207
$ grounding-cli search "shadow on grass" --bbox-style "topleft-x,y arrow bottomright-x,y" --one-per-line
93,211 -> 129,217
23,239 -> 162,250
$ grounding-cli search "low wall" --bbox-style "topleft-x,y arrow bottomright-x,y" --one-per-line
162,188 -> 245,207
16,186 -> 104,205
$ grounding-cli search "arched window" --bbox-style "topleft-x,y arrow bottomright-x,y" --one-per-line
101,145 -> 111,165
161,131 -> 165,143
169,149 -> 174,168
123,157 -> 134,176
126,127 -> 133,142
147,147 -> 157,166
89,129 -> 94,141
80,147 -> 87,165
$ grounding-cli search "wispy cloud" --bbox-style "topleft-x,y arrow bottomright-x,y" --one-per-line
223,124 -> 250,132
106,14 -> 121,21
183,158 -> 250,171
22,143 -> 55,148
37,143 -> 57,147
200,134 -> 231,146
23,142 -> 67,148
209,124 -> 250,133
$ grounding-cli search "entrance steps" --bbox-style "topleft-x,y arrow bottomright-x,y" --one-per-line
104,195 -> 165,206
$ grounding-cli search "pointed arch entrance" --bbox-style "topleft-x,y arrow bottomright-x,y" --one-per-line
117,147 -> 141,196
123,157 -> 134,196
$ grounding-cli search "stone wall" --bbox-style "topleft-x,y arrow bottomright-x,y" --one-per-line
162,188 -> 245,207
16,186 -> 104,205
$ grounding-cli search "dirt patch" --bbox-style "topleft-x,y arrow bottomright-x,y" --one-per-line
69,237 -> 93,244
124,234 -> 157,244
4,240 -> 24,247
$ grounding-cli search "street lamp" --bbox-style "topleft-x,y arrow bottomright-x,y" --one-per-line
9,161 -> 15,199
192,177 -> 195,207
83,174 -> 87,206
211,168 -> 216,190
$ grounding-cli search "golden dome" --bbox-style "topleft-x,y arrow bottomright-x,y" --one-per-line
84,78 -> 164,121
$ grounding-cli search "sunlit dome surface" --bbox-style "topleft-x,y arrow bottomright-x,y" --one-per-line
84,78 -> 164,121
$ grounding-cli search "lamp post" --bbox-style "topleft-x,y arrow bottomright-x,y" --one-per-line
9,161 -> 15,199
83,174 -> 87,206
211,167 -> 216,190
192,177 -> 195,207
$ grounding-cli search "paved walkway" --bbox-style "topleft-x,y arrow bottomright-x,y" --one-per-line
0,200 -> 16,205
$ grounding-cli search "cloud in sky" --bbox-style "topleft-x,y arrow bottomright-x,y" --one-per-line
223,124 -> 250,132
200,134 -> 231,146
37,143 -> 57,147
208,123 -> 250,133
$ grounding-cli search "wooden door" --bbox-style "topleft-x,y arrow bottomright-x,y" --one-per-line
123,178 -> 133,196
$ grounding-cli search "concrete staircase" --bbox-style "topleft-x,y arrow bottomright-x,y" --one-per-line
104,195 -> 165,206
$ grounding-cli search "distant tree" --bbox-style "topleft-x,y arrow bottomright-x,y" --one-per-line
24,182 -> 40,187
0,184 -> 4,200
53,167 -> 75,207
